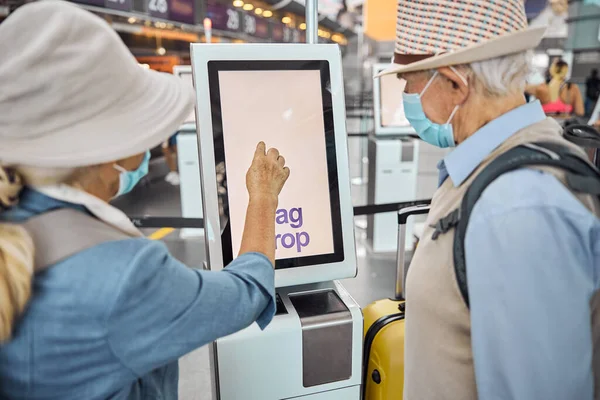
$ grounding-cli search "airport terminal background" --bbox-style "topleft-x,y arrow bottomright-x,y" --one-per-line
2,0 -> 600,399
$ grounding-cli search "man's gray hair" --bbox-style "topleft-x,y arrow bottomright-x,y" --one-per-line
463,51 -> 533,97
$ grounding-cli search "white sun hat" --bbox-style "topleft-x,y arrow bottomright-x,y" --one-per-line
376,0 -> 548,78
0,0 -> 195,168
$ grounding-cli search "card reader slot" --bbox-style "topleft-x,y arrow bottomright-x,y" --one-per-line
288,290 -> 348,318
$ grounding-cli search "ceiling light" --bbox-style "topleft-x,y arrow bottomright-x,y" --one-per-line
254,8 -> 263,15
281,16 -> 291,24
157,47 -> 166,55
263,10 -> 273,17
128,17 -> 136,24
233,0 -> 244,7
299,22 -> 306,30
243,3 -> 254,11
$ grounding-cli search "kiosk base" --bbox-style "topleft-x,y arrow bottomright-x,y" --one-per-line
212,281 -> 362,400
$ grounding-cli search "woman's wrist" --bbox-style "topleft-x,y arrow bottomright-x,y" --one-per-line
248,193 -> 278,209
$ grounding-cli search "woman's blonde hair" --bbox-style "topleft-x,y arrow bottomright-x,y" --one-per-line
0,165 -> 75,343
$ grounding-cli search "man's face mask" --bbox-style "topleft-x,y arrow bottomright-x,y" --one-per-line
402,67 -> 468,148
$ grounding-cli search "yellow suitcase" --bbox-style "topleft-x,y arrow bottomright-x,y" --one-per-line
362,204 -> 430,400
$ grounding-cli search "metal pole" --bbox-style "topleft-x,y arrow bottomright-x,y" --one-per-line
305,0 -> 318,44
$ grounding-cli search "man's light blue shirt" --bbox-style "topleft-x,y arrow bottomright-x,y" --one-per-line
439,101 -> 600,399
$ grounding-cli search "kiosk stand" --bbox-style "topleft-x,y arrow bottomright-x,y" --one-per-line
191,41 -> 362,400
173,66 -> 204,238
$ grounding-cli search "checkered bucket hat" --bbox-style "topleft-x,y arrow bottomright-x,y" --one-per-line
377,0 -> 547,77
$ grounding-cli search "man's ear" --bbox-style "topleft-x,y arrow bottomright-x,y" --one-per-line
438,66 -> 469,106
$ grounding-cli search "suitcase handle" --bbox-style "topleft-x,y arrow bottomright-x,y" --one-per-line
396,204 -> 431,300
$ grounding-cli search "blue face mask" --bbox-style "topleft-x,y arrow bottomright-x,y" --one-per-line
113,151 -> 150,197
402,69 -> 466,148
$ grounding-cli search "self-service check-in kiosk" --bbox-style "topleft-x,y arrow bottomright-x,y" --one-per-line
191,44 -> 362,399
367,63 -> 449,252
173,65 -> 203,238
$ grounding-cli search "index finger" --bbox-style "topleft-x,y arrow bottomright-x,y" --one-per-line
254,142 -> 266,158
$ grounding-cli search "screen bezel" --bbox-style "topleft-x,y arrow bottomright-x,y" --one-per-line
373,63 -> 417,136
207,60 -> 345,269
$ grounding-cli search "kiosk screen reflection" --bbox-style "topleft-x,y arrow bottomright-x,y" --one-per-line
208,61 -> 344,269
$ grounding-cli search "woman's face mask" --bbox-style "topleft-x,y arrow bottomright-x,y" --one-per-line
402,67 -> 468,148
112,151 -> 150,197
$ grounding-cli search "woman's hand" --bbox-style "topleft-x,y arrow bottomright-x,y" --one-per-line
238,142 -> 290,265
246,142 -> 290,202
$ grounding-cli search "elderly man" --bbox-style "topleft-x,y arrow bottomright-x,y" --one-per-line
378,1 -> 600,399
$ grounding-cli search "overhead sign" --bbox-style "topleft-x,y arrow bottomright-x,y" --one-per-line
147,0 -> 169,19
242,13 -> 257,36
169,0 -> 195,24
105,0 -> 132,11
71,0 -> 106,6
71,0 -> 193,23
69,0 -> 340,44
145,0 -> 195,23
206,3 -> 241,32
272,23 -> 284,42
241,13 -> 270,39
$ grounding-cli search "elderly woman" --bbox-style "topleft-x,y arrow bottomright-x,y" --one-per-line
0,2 -> 289,399
378,0 -> 600,399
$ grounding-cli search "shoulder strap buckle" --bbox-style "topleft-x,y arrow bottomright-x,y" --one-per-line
431,208 -> 460,241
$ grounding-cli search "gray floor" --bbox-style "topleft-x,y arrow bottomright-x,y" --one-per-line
112,132 -> 403,400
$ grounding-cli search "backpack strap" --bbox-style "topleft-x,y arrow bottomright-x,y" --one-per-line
20,208 -> 131,273
433,141 -> 600,308
563,124 -> 600,149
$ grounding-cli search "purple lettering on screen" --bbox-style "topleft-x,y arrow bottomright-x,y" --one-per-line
296,232 -> 310,252
289,208 -> 303,228
282,233 -> 295,249
276,209 -> 289,225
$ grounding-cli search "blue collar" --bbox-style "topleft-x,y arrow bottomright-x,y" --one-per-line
438,101 -> 547,187
0,187 -> 88,223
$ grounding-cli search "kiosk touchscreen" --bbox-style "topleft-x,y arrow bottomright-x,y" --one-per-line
373,63 -> 416,136
193,44 -> 357,288
191,44 -> 362,400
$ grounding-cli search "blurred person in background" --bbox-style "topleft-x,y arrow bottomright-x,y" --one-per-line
526,58 -> 585,117
586,69 -> 600,117
162,133 -> 180,186
378,0 -> 599,398
0,2 -> 289,399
